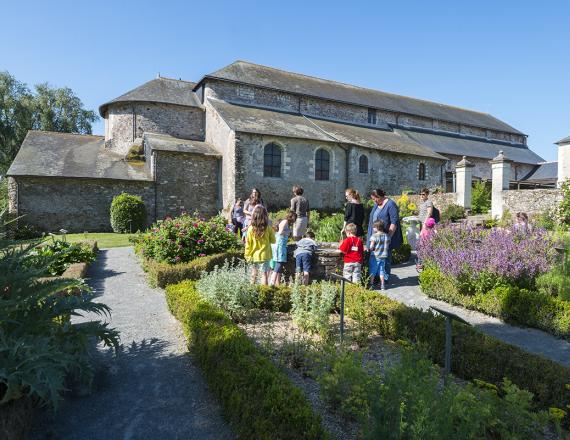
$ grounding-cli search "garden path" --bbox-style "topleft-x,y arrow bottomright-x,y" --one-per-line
35,247 -> 234,440
387,261 -> 570,367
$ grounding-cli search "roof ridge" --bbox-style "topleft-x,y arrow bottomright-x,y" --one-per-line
29,130 -> 103,138
228,60 -> 497,118
156,76 -> 196,85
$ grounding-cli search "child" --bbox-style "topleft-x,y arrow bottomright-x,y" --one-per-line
230,198 -> 245,237
369,220 -> 390,290
514,212 -> 532,234
339,223 -> 364,284
294,230 -> 317,285
270,211 -> 297,286
245,207 -> 275,285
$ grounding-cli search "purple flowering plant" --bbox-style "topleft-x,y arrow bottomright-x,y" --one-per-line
417,223 -> 558,293
133,213 -> 239,264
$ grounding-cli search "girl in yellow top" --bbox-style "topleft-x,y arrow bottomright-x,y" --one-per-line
245,207 -> 275,285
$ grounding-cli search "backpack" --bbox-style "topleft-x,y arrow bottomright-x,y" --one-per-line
431,207 -> 440,224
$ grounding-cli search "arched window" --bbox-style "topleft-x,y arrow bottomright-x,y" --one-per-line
418,163 -> 426,181
263,143 -> 281,177
315,149 -> 330,181
359,155 -> 368,174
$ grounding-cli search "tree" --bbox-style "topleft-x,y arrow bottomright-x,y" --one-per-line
0,72 -> 98,173
471,181 -> 492,214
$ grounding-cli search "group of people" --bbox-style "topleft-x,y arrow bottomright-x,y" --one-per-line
232,184 -> 449,289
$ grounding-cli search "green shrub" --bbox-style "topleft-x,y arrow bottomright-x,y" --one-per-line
24,240 -> 96,276
165,281 -> 329,439
471,181 -> 491,215
133,213 -> 238,264
291,281 -> 336,336
533,210 -> 557,231
391,243 -> 411,265
365,349 -> 551,439
419,267 -> 570,339
440,204 -> 466,222
343,284 -> 570,412
555,180 -> 570,230
255,285 -> 293,312
110,193 -> 147,233
314,213 -> 344,242
13,223 -> 42,240
141,250 -> 243,287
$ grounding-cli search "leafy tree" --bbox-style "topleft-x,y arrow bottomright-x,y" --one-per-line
471,181 -> 492,214
0,71 -> 98,173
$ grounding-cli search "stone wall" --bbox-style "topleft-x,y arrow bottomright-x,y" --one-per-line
282,242 -> 343,281
204,92 -> 236,211
154,150 -> 219,219
501,188 -> 562,215
106,103 -> 205,155
10,176 -> 155,232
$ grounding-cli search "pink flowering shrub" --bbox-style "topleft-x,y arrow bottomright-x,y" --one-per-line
417,224 -> 558,293
133,213 -> 239,264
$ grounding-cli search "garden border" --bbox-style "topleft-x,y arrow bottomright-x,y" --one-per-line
165,281 -> 329,440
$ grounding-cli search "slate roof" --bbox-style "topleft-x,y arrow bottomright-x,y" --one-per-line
144,132 -> 220,156
99,77 -> 202,116
209,99 -> 446,160
7,131 -> 152,181
556,135 -> 570,145
395,129 -> 544,165
203,61 -> 524,136
521,161 -> 558,182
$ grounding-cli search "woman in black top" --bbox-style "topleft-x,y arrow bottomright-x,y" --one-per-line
342,188 -> 365,237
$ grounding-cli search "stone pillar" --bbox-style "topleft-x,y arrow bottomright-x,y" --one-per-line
557,137 -> 570,187
455,156 -> 474,209
490,151 -> 512,219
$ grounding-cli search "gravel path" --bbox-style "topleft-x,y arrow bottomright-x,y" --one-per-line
35,247 -> 234,440
387,261 -> 570,367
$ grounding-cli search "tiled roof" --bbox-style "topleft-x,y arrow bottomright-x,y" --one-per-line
556,135 -> 570,145
203,61 -> 524,135
208,99 -> 447,160
521,162 -> 558,182
396,129 -> 544,165
99,77 -> 202,116
144,132 -> 220,156
7,131 -> 152,181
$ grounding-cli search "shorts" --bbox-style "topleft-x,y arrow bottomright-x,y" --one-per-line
251,261 -> 270,273
293,216 -> 308,238
369,256 -> 386,277
273,261 -> 285,273
295,253 -> 312,273
343,262 -> 362,283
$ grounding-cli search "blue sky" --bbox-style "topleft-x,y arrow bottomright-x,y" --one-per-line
1,0 -> 568,161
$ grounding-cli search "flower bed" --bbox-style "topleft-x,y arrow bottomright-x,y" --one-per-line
132,213 -> 239,264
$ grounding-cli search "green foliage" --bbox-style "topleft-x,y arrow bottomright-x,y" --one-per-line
0,71 -> 97,173
395,193 -> 418,219
133,213 -> 238,264
254,284 -> 293,312
343,284 -> 570,413
0,179 -> 7,214
141,250 -> 243,288
165,281 -> 329,439
318,350 -> 380,421
365,349 -> 550,439
556,180 -> 570,230
391,244 -> 411,265
419,267 -> 570,339
440,204 -> 466,222
291,281 -> 336,336
24,240 -> 96,276
13,223 -> 41,240
110,193 -> 147,233
533,210 -> 557,231
471,181 -> 492,214
196,260 -> 256,321
0,236 -> 119,410
537,262 -> 570,301
314,214 -> 344,242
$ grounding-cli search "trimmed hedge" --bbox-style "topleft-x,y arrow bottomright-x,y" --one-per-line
343,284 -> 570,412
141,251 -> 244,287
420,267 -> 570,339
165,281 -> 329,440
110,193 -> 147,233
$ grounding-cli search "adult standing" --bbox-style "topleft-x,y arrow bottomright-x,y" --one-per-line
243,188 -> 265,223
341,188 -> 365,237
290,185 -> 310,240
418,187 -> 433,227
367,188 -> 402,281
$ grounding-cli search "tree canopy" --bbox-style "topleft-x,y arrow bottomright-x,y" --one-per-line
0,72 -> 98,173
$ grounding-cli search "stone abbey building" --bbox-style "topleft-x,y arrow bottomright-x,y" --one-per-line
7,61 -> 548,232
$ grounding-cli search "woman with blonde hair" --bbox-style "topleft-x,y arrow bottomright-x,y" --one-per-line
341,188 -> 365,237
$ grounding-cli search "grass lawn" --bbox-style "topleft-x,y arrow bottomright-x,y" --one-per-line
46,232 -> 138,249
